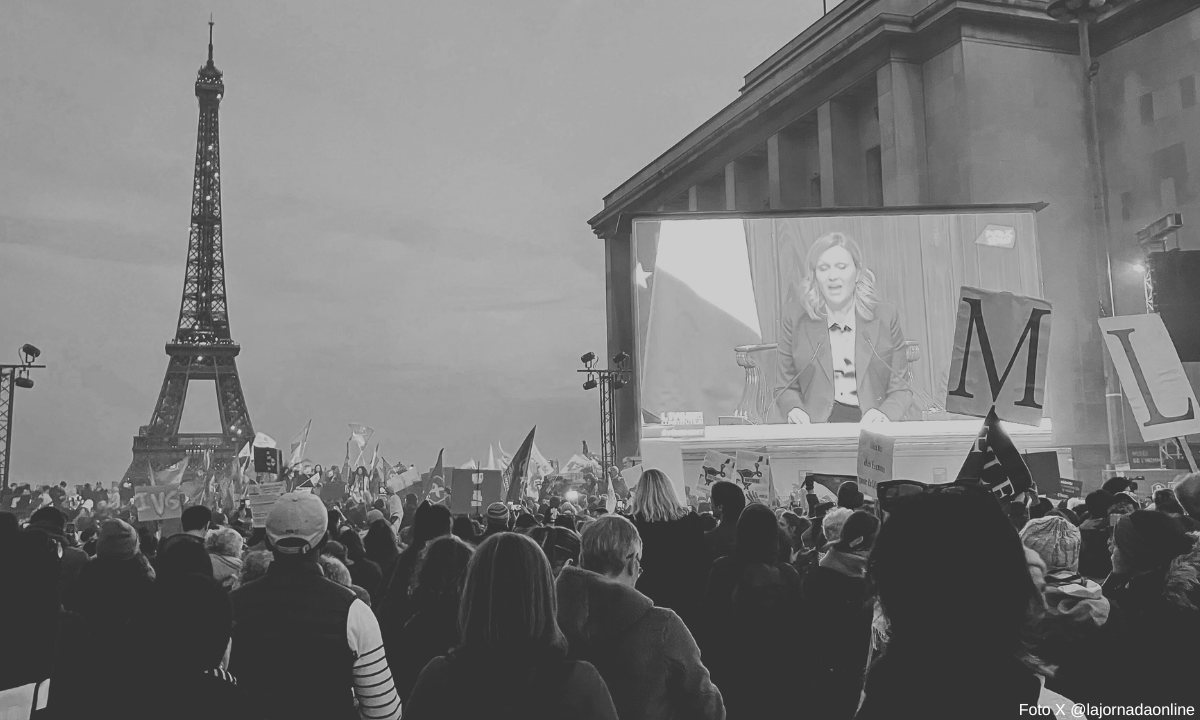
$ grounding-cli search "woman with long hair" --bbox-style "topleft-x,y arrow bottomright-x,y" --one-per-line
857,491 -> 1045,718
628,469 -> 709,630
701,503 -> 802,718
404,533 -> 618,719
774,231 -> 911,424
337,527 -> 383,600
387,536 -> 474,702
375,502 -> 451,630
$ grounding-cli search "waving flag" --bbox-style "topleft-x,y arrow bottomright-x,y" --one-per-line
505,427 -> 536,504
957,408 -> 1033,500
150,457 -> 189,486
497,442 -> 513,473
349,424 -> 373,450
253,432 -> 277,449
290,420 -> 312,467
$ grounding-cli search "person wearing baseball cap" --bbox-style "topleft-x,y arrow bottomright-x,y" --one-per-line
228,492 -> 401,720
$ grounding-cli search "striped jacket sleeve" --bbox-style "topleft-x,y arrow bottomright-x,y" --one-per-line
346,598 -> 402,720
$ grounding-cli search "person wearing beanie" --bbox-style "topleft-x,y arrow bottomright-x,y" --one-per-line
1087,510 -> 1200,704
229,492 -> 401,720
802,510 -> 879,719
28,506 -> 88,597
837,482 -> 865,511
479,501 -> 512,543
65,519 -> 156,698
1077,490 -> 1115,580
366,508 -> 386,526
820,507 -> 855,552
1020,516 -> 1081,574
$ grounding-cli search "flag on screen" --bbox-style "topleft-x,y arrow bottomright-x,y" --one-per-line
505,427 -> 536,505
957,408 -> 1033,500
290,420 -> 311,467
641,219 -> 763,425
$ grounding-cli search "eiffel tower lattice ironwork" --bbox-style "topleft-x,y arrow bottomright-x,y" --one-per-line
121,22 -> 254,487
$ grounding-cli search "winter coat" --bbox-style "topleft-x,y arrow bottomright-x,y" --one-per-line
404,650 -> 619,720
555,566 -> 724,720
703,521 -> 737,564
702,557 -> 803,719
1077,518 -> 1112,580
347,557 -> 382,601
387,603 -> 459,703
64,555 -> 155,700
0,610 -> 89,720
856,652 -> 1041,720
632,512 -> 710,629
1027,572 -> 1112,703
130,668 -> 255,720
1090,545 -> 1200,705
801,550 -> 873,720
210,554 -> 243,590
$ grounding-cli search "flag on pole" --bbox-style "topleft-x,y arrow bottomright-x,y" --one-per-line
497,442 -> 513,473
342,442 -> 351,483
505,427 -> 536,505
290,420 -> 312,467
605,475 -> 617,513
957,408 -> 1033,500
530,442 -> 554,479
349,424 -> 373,450
150,457 -> 190,485
459,459 -> 478,470
253,432 -> 277,449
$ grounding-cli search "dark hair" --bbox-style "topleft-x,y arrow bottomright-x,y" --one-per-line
734,504 -> 780,565
1029,496 -> 1053,520
710,481 -> 746,518
1084,489 -> 1114,519
527,525 -> 581,574
364,519 -> 403,567
458,533 -> 566,657
144,573 -> 232,671
452,516 -> 478,545
29,506 -> 66,530
157,536 -> 215,581
338,528 -> 368,562
410,535 -> 474,612
1007,501 -> 1030,531
1154,489 -> 1185,515
181,505 -> 213,532
869,492 -> 1036,658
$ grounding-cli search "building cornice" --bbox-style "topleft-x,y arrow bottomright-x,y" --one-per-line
588,0 -> 1153,239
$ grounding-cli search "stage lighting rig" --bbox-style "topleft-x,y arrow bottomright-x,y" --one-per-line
1,344 -> 47,489
578,350 -> 632,478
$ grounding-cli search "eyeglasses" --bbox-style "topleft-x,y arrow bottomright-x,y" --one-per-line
876,478 -> 997,514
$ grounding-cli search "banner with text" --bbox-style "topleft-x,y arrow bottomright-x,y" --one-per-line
243,482 -> 286,528
1099,313 -> 1200,442
132,485 -> 183,522
945,286 -> 1052,426
857,428 -> 896,488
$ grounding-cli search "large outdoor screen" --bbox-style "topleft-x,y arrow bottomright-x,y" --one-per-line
632,210 -> 1044,430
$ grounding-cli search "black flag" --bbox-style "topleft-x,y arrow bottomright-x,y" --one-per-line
254,447 -> 282,475
505,427 -> 536,505
957,408 -> 1033,499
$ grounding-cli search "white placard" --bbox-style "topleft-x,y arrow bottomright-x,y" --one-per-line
1099,314 -> 1200,442
857,428 -> 896,488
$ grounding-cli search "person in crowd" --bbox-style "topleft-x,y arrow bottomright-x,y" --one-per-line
239,550 -> 272,586
27,507 -> 88,597
229,491 -> 401,720
404,533 -> 618,719
206,526 -> 244,590
1030,496 -> 1054,520
1152,487 -> 1200,531
1093,510 -> 1199,703
377,502 -> 451,631
137,524 -> 160,561
130,573 -> 253,720
398,493 -> 418,530
0,511 -> 17,541
820,506 -> 854,551
318,552 -> 373,606
167,505 -> 213,549
628,469 -> 709,630
702,503 -> 802,718
1077,489 -> 1114,580
479,502 -> 511,542
364,518 -> 403,600
801,510 -> 879,719
837,481 -> 865,510
0,526 -> 88,718
514,511 -> 539,534
156,532 -> 216,582
856,491 -> 1045,719
1018,515 -> 1111,703
386,535 -> 474,702
66,519 -> 157,698
451,515 -> 479,545
557,514 -> 724,720
338,528 -> 383,600
529,524 -> 582,577
704,481 -> 745,563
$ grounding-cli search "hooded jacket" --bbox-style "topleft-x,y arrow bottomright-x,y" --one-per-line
555,566 -> 724,720
802,549 -> 873,719
1028,573 -> 1111,702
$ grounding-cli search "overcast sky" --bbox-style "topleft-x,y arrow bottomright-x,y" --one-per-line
0,0 -> 824,485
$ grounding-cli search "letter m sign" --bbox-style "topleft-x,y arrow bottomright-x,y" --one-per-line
946,287 -> 1053,426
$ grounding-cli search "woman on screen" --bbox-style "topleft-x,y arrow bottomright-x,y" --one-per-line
774,231 -> 912,424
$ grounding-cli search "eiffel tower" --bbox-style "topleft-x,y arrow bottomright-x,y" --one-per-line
121,22 -> 253,487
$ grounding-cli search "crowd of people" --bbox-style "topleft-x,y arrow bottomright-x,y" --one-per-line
2,468 -> 1199,719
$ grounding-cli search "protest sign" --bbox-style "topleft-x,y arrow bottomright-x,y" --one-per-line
1099,314 -> 1200,443
945,287 -> 1052,426
479,469 -> 503,508
734,450 -> 772,504
1023,452 -> 1061,497
695,450 -> 736,502
254,446 -> 282,475
450,469 -> 476,515
132,485 -> 183,522
243,482 -> 286,528
857,428 -> 895,489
